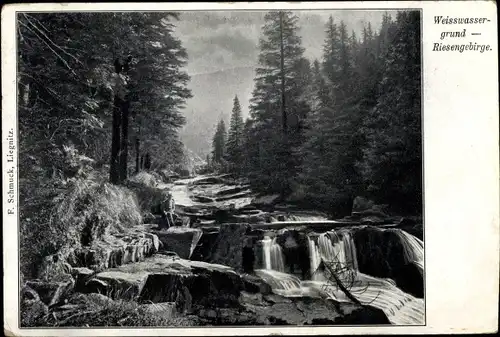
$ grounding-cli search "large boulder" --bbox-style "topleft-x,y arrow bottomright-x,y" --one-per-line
70,234 -> 157,270
83,255 -> 244,314
353,226 -> 423,298
208,223 -> 249,272
190,229 -> 220,262
154,227 -> 203,259
44,225 -> 161,275
89,270 -> 150,300
71,267 -> 94,292
241,274 -> 272,295
276,230 -> 310,279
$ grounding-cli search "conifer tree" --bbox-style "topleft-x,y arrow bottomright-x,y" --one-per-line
211,118 -> 227,164
299,18 -> 366,211
245,10 -> 311,194
225,95 -> 245,171
358,11 -> 422,213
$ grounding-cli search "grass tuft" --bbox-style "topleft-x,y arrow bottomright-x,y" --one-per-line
126,172 -> 165,215
21,292 -> 200,327
22,178 -> 142,279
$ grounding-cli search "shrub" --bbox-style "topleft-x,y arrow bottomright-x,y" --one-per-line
53,179 -> 142,244
21,178 -> 142,279
22,292 -> 201,327
127,171 -> 160,188
126,172 -> 165,214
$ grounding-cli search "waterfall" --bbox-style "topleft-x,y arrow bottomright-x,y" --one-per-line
390,229 -> 424,273
307,237 -> 323,281
316,231 -> 358,271
261,236 -> 285,272
305,229 -> 424,325
255,269 -> 301,291
320,273 -> 425,325
258,228 -> 425,325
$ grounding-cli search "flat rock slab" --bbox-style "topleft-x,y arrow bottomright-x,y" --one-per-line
153,227 -> 203,259
250,220 -> 360,232
239,292 -> 389,325
64,225 -> 160,273
85,255 -> 244,313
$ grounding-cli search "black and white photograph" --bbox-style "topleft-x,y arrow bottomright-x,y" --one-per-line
15,7 -> 424,328
3,1 -> 498,334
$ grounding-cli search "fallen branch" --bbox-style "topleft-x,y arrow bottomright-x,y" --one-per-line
321,258 -> 362,306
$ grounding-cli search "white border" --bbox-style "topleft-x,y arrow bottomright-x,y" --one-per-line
3,1 -> 499,335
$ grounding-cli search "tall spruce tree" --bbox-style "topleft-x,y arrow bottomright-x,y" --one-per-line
211,118 -> 227,165
225,95 -> 245,171
245,10 -> 310,194
298,18 -> 361,212
358,11 -> 422,213
113,13 -> 191,179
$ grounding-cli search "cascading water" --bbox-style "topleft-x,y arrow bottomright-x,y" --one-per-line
261,236 -> 285,272
321,231 -> 358,271
307,237 -> 323,281
311,229 -> 424,325
259,228 -> 425,325
389,229 -> 424,274
309,231 -> 359,281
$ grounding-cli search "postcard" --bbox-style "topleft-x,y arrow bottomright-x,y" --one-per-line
2,1 -> 498,335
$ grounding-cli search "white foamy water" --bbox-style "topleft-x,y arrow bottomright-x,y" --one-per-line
320,273 -> 425,325
388,228 -> 424,274
308,236 -> 322,281
261,236 -> 285,272
262,228 -> 425,325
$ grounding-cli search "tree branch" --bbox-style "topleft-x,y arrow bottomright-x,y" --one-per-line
18,20 -> 78,77
22,14 -> 84,65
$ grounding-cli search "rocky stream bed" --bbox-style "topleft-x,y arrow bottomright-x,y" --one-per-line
22,174 -> 425,326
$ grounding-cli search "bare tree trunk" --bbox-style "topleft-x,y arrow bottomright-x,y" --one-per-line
109,96 -> 122,184
144,152 -> 151,170
135,136 -> 140,174
119,99 -> 130,182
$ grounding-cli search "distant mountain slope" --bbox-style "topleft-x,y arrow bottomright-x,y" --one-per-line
180,66 -> 256,157
183,145 -> 206,170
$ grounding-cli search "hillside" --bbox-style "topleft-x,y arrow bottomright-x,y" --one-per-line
180,66 -> 256,157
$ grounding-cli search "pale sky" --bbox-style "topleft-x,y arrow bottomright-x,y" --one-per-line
172,10 -> 401,155
174,10 -> 395,75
